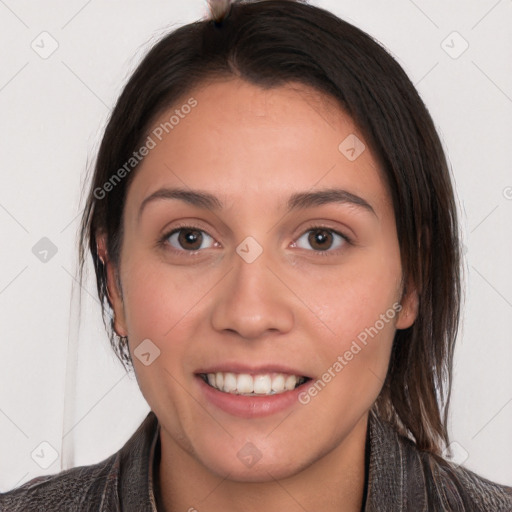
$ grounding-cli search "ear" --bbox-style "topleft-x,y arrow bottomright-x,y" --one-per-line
96,233 -> 128,337
395,276 -> 419,330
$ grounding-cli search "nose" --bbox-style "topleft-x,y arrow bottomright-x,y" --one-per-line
210,249 -> 295,340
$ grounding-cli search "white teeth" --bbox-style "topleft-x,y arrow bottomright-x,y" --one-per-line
285,375 -> 297,391
271,374 -> 285,393
237,374 -> 253,394
203,372 -> 306,395
253,374 -> 272,394
223,372 -> 237,392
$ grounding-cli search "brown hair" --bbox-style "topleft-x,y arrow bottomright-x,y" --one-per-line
78,0 -> 462,456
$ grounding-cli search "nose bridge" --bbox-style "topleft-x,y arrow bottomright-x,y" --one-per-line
210,240 -> 294,338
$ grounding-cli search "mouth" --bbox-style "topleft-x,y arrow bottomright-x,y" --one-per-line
198,371 -> 311,396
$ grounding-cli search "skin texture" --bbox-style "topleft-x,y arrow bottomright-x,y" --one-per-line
97,78 -> 418,512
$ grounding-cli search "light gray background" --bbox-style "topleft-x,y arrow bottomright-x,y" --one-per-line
0,0 -> 511,491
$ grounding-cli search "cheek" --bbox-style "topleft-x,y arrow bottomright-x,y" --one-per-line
119,257 -> 202,409
306,258 -> 401,347
297,240 -> 402,388
306,295 -> 399,422
119,253 -> 204,340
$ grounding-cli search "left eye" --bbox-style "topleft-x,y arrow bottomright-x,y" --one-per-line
166,228 -> 216,251
294,228 -> 347,252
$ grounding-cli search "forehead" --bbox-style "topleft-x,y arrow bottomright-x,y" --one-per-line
126,78 -> 390,215
192,77 -> 345,126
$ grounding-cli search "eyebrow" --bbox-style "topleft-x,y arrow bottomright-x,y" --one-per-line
137,186 -> 376,222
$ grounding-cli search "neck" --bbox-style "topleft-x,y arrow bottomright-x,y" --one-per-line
155,413 -> 369,512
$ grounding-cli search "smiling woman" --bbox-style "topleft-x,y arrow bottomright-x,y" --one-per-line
1,0 -> 511,511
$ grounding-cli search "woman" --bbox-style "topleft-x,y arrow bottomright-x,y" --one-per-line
1,0 -> 511,510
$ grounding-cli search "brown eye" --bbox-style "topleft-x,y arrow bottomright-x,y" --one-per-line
308,229 -> 333,251
167,228 -> 215,251
295,227 -> 347,252
178,229 -> 202,250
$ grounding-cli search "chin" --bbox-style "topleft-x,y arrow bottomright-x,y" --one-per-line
196,443 -> 312,483
208,460 -> 305,483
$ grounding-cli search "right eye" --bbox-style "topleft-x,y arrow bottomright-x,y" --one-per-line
163,226 -> 218,252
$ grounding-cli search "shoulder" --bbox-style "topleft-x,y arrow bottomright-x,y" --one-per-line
416,445 -> 512,511
370,412 -> 512,511
0,452 -> 119,512
0,410 -> 159,512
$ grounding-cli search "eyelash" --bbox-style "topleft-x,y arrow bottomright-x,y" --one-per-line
157,222 -> 353,257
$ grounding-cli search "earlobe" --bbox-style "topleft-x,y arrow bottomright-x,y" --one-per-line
96,234 -> 128,337
395,280 -> 419,330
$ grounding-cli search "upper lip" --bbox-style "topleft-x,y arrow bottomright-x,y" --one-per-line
195,363 -> 312,378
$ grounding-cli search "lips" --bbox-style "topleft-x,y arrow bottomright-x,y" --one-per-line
195,366 -> 314,418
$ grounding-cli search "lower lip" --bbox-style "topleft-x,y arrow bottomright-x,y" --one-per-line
196,375 -> 310,418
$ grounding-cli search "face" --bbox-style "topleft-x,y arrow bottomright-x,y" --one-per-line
99,78 -> 418,482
